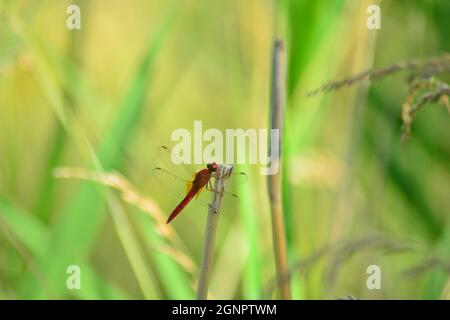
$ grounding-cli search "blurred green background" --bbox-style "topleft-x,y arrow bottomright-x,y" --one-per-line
0,0 -> 449,299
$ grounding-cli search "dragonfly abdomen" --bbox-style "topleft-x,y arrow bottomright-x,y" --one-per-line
166,187 -> 200,223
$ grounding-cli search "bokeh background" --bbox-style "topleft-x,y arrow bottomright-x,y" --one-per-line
0,0 -> 449,299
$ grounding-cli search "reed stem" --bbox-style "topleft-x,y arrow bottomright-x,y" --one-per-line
197,164 -> 233,299
268,39 -> 291,299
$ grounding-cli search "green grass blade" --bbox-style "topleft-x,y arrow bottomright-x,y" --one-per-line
367,90 -> 442,241
135,211 -> 195,299
12,8 -> 174,298
0,198 -> 49,257
287,0 -> 346,97
103,192 -> 161,299
238,165 -> 262,299
33,1 -> 87,221
0,197 -> 128,299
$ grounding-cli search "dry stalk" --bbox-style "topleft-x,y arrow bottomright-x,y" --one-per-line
267,39 -> 291,299
53,166 -> 196,274
196,164 -> 233,300
401,78 -> 450,143
306,54 -> 450,97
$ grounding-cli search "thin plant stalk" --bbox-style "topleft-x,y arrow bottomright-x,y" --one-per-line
197,165 -> 233,300
268,39 -> 291,299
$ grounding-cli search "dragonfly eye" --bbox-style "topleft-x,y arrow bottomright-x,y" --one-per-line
207,162 -> 218,172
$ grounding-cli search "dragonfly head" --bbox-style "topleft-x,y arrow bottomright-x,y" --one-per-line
207,162 -> 218,172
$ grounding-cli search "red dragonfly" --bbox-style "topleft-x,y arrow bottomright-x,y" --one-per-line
153,146 -> 246,223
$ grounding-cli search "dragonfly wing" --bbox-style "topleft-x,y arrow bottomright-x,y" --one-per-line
157,145 -> 197,179
210,169 -> 247,195
152,167 -> 231,211
195,178 -> 241,210
214,170 -> 248,187
215,170 -> 246,209
152,166 -> 193,202
230,171 -> 248,186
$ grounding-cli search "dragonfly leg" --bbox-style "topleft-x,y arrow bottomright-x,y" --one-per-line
205,181 -> 218,213
208,203 -> 218,214
206,180 -> 213,191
